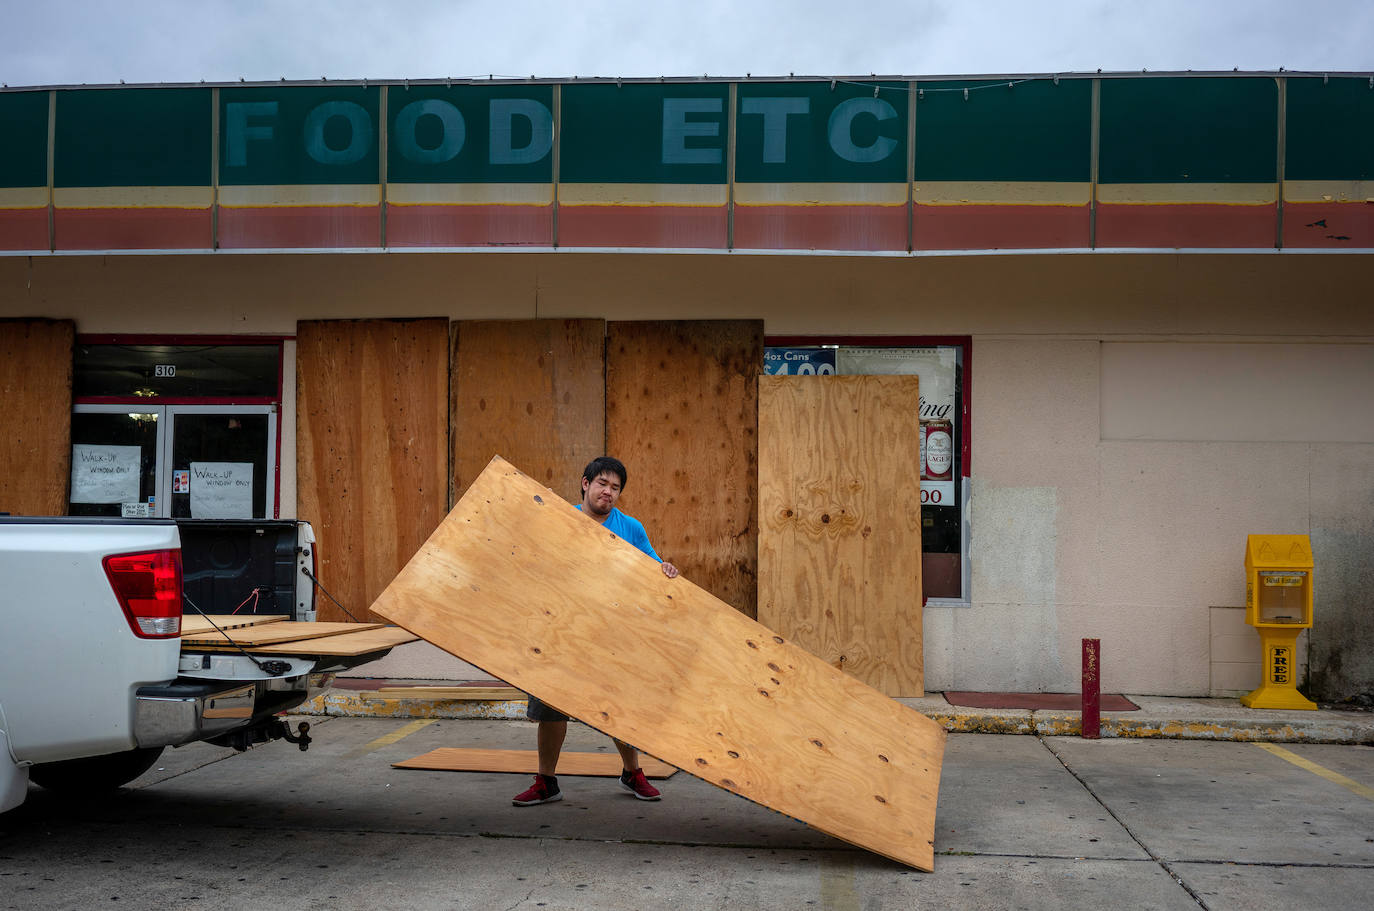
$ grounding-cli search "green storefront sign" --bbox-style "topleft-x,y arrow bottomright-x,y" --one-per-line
0,75 -> 1369,189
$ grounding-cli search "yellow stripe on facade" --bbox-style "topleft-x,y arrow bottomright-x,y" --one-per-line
912,181 -> 1091,206
1255,743 -> 1374,801
218,185 -> 381,208
53,186 -> 213,209
734,182 -> 907,207
556,183 -> 727,207
1096,183 -> 1277,205
386,183 -> 553,206
1284,180 -> 1374,204
0,187 -> 49,209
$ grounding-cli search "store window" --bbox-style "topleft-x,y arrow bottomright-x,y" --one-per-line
69,339 -> 283,519
764,337 -> 970,601
74,341 -> 279,399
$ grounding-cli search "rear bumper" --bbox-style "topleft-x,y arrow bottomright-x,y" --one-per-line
133,679 -> 309,749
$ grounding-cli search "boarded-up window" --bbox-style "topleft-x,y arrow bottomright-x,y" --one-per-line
607,320 -> 762,615
758,375 -> 925,697
0,319 -> 75,516
297,319 -> 448,621
452,319 -> 605,504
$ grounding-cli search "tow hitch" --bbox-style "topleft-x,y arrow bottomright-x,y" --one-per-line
210,717 -> 312,752
279,719 -> 312,751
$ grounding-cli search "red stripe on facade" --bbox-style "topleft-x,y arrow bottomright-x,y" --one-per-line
913,204 -> 1089,250
54,208 -> 212,250
1281,202 -> 1374,248
217,206 -> 381,249
557,206 -> 727,249
385,204 -> 554,246
733,205 -> 907,251
1095,203 -> 1277,248
0,209 -> 48,250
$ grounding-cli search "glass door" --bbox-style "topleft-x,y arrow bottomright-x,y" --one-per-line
166,406 -> 276,519
70,406 -> 165,517
69,405 -> 277,519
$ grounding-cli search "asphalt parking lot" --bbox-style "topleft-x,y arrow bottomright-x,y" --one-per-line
3,716 -> 1372,910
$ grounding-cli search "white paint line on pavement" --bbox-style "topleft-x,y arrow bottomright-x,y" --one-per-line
1255,743 -> 1374,801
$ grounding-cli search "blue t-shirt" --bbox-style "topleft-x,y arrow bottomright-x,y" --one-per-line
577,505 -> 661,562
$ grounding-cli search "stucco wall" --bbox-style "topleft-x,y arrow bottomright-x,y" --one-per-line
946,336 -> 1374,697
5,251 -> 1373,338
3,250 -> 1371,696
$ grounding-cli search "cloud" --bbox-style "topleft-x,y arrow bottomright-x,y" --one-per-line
1,0 -> 1369,88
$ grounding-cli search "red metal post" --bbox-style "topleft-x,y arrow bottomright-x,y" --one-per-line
1082,638 -> 1101,739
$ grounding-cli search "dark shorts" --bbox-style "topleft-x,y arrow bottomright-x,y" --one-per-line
525,695 -> 570,723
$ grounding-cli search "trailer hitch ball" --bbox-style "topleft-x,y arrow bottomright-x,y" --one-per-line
280,720 -> 312,752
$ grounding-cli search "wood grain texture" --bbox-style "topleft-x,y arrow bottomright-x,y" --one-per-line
758,375 -> 925,697
180,615 -> 288,635
297,318 -> 449,621
452,319 -> 605,504
394,748 -> 678,778
191,626 -> 418,656
370,457 -> 946,871
0,319 -> 74,516
606,320 -> 762,616
180,620 -> 383,647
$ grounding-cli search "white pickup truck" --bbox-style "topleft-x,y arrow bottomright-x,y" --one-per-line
0,516 -> 396,813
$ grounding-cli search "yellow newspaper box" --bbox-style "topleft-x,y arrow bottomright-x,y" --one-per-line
1240,534 -> 1316,710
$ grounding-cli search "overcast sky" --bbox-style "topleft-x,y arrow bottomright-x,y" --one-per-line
3,0 -> 1371,88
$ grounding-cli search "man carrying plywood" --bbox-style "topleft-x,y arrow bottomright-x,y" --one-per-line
512,456 -> 680,807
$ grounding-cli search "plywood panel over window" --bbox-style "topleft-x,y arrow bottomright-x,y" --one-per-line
606,320 -> 762,616
0,319 -> 74,516
452,319 -> 605,504
297,318 -> 448,621
758,375 -> 925,697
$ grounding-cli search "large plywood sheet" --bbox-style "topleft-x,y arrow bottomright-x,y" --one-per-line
452,319 -> 604,503
297,318 -> 449,622
758,375 -> 925,697
0,319 -> 74,516
371,457 -> 946,871
606,320 -> 762,616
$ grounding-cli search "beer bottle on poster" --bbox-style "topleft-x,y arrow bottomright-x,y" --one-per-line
919,422 -> 927,480
925,420 -> 953,481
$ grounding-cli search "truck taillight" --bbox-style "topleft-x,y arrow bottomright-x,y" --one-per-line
103,549 -> 183,638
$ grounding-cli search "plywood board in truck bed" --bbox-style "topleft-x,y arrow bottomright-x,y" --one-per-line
180,621 -> 383,648
181,614 -> 288,635
369,456 -> 947,872
186,626 -> 418,657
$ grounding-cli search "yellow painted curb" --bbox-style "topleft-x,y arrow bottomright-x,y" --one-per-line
300,690 -> 529,720
300,690 -> 1373,744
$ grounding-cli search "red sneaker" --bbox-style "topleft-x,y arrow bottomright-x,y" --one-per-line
512,774 -> 562,806
619,767 -> 661,801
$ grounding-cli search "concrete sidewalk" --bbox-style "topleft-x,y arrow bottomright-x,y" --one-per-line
301,680 -> 1374,744
7,716 -> 1374,908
